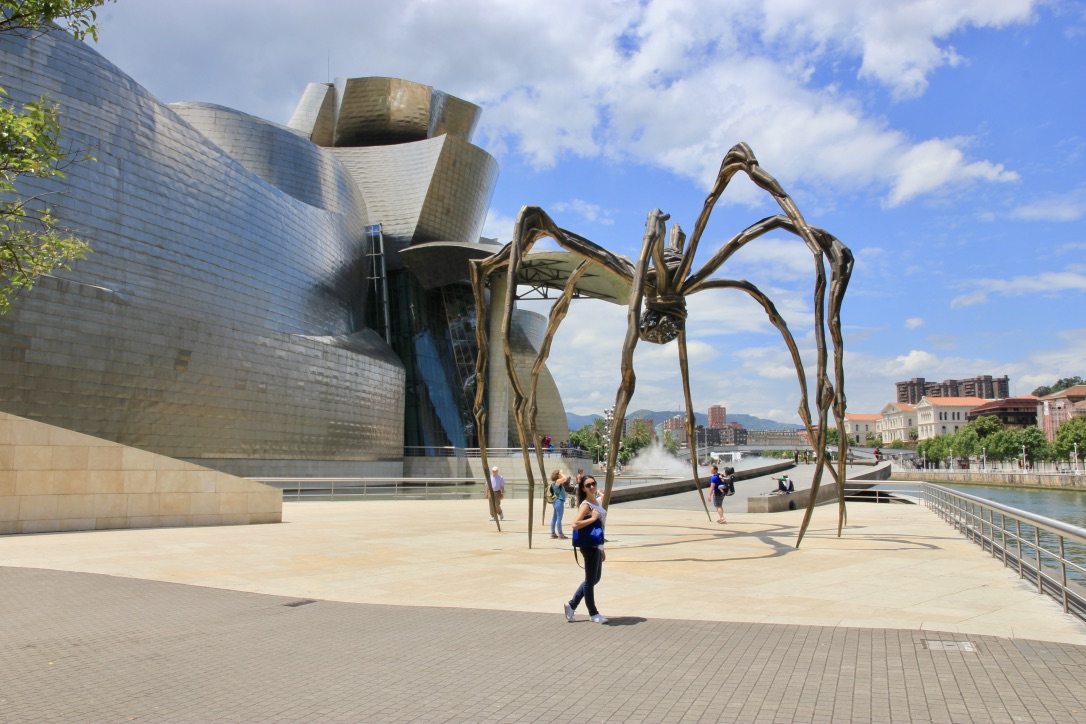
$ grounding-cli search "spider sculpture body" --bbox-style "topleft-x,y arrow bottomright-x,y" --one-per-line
472,143 -> 853,548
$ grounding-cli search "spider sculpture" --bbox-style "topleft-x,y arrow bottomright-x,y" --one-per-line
472,142 -> 853,549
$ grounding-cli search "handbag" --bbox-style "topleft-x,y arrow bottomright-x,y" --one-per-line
572,517 -> 604,548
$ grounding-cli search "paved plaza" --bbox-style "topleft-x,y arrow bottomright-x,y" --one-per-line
3,467 -> 1086,722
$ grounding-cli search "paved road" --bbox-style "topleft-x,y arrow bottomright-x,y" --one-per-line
4,564 -> 1086,723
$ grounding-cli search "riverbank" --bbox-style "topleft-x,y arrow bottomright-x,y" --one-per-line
890,468 -> 1086,490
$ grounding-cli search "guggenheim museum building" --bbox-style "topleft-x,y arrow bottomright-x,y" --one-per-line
0,28 -> 580,478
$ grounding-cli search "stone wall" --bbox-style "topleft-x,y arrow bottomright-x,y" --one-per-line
0,413 -> 281,535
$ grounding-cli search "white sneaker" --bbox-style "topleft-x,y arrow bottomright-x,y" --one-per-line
564,602 -> 575,622
589,613 -> 609,624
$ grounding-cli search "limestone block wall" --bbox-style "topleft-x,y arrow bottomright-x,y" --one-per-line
0,413 -> 282,535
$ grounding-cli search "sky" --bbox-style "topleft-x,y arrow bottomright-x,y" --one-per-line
88,0 -> 1086,424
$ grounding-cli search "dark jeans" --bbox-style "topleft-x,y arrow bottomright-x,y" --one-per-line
570,546 -> 603,616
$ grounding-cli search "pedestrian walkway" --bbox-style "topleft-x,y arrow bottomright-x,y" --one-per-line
3,475 -> 1086,722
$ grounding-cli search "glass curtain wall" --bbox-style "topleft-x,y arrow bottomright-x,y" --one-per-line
383,271 -> 479,452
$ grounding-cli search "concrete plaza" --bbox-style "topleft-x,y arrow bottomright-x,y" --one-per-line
3,467 -> 1086,721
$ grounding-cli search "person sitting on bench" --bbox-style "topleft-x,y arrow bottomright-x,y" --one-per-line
774,475 -> 794,493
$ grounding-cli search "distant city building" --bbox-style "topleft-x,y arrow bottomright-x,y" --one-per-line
966,396 -> 1039,430
664,415 -> 685,432
844,413 -> 881,444
707,405 -> 727,429
877,403 -> 916,444
1037,385 -> 1086,442
624,417 -> 655,440
896,375 -> 1009,405
720,427 -> 747,445
745,429 -> 806,446
915,397 -> 985,440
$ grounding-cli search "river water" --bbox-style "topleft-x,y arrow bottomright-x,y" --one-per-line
931,482 -> 1086,530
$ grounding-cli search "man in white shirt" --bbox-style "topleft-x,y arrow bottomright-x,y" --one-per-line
487,466 -> 505,521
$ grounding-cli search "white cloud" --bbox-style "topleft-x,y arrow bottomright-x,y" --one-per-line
887,137 -> 1018,207
760,0 -> 1037,99
1011,191 -> 1086,221
482,209 -> 518,244
905,317 -> 924,330
551,199 -> 615,226
95,0 -> 1032,209
892,349 -> 939,374
952,271 -> 1086,307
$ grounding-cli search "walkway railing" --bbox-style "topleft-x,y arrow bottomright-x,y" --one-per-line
250,474 -> 680,502
922,483 -> 1086,622
403,446 -> 593,460
250,478 -> 482,502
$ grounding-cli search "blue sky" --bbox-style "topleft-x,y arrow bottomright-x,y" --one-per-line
90,0 -> 1086,423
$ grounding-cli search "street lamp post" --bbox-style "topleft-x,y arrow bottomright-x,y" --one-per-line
1021,444 -> 1027,470
1074,442 -> 1079,475
981,447 -> 986,470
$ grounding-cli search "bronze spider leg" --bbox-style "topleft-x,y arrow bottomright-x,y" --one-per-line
470,259 -> 502,531
471,206 -> 633,543
599,209 -> 716,521
685,215 -> 853,545
600,209 -> 665,508
528,260 -> 594,526
677,143 -> 854,546
676,327 -> 715,521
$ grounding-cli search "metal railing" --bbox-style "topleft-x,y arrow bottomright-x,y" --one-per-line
249,477 -> 483,502
922,483 -> 1086,622
403,446 -> 592,460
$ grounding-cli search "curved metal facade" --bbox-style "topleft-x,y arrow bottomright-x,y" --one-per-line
0,29 -> 564,470
0,31 -> 404,476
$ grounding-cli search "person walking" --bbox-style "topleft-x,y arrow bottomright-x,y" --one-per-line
564,475 -> 608,624
709,465 -> 727,523
549,470 -> 569,539
571,468 -> 584,508
487,465 -> 505,521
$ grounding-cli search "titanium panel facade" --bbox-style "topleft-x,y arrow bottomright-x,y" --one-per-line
0,30 -> 404,476
0,29 -> 565,469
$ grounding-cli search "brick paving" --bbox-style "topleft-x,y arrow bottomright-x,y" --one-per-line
3,565 -> 1086,723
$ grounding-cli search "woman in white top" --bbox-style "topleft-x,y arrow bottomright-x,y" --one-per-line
564,475 -> 608,624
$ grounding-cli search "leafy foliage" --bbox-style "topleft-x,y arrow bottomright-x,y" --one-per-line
920,423 -> 1052,467
0,1 -> 111,313
0,1 -> 110,41
1053,416 -> 1086,462
1032,376 -> 1084,398
661,429 -> 679,455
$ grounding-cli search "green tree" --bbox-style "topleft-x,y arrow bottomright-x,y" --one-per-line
965,414 -> 1003,439
618,418 -> 652,465
1015,426 -> 1050,464
661,429 -> 679,456
918,434 -> 951,467
1054,416 -> 1086,463
982,429 -> 1019,463
1032,376 -> 1083,398
864,431 -> 882,447
1,1 -> 111,314
823,427 -> 838,447
950,427 -> 979,462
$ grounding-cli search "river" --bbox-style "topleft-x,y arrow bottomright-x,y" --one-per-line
924,482 -> 1086,530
